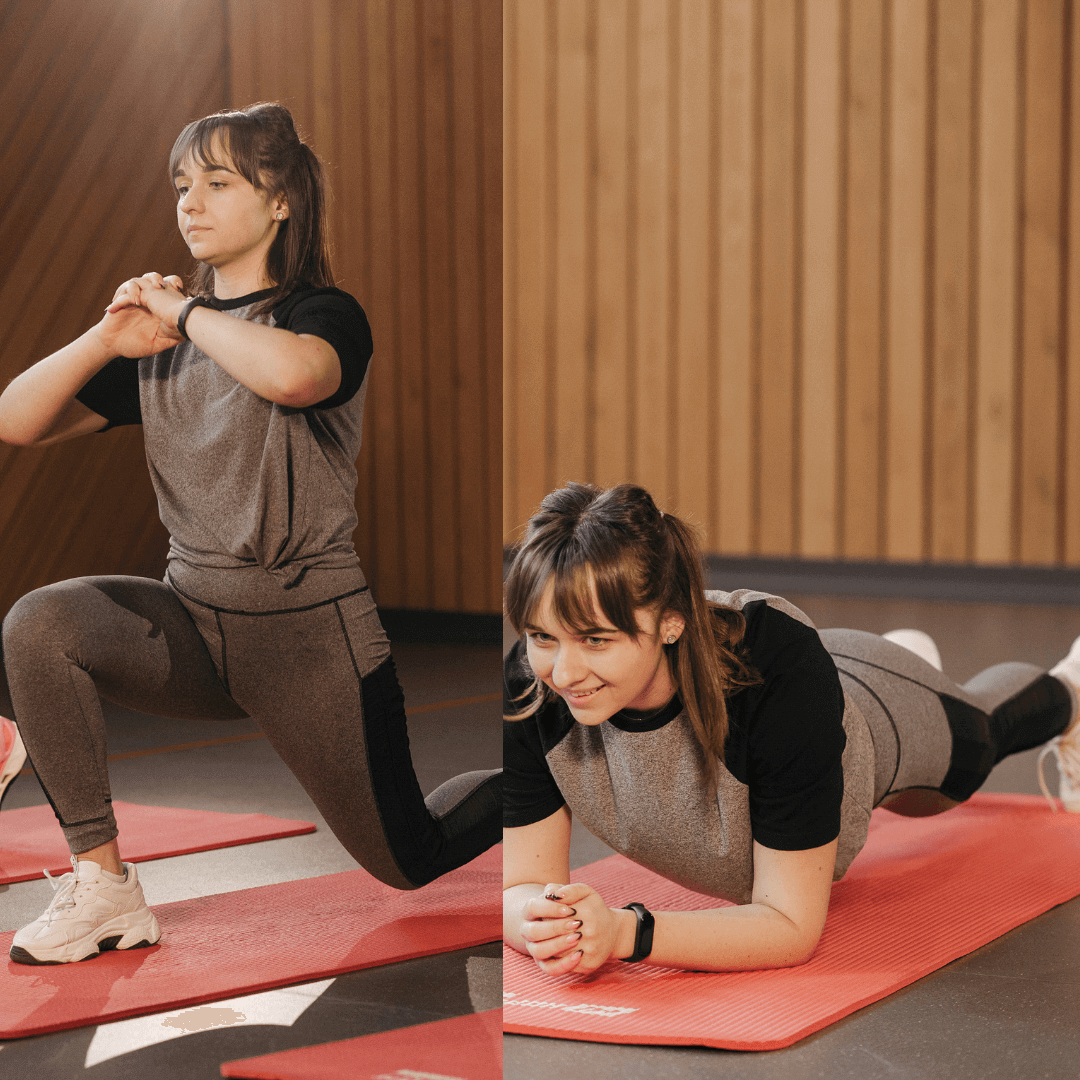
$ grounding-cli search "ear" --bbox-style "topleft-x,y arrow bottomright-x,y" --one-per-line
272,194 -> 289,221
659,612 -> 686,645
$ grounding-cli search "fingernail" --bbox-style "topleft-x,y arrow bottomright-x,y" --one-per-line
544,892 -> 562,901
566,907 -> 577,916
570,920 -> 582,929
568,932 -> 581,942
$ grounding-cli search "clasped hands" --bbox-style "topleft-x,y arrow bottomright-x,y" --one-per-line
518,882 -> 634,976
98,273 -> 190,357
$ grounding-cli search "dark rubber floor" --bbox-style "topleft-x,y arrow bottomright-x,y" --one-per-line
505,594 -> 1080,1080
0,640 -> 502,1080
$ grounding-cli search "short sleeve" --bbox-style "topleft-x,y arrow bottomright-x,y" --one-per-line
271,287 -> 373,409
503,641 -> 568,828
74,357 -> 142,429
743,606 -> 846,851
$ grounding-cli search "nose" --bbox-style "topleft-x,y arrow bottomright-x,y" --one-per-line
178,188 -> 200,214
550,645 -> 588,689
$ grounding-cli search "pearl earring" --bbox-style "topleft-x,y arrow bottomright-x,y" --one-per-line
667,635 -> 677,644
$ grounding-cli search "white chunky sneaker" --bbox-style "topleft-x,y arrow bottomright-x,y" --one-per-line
0,715 -> 26,810
9,857 -> 161,964
1037,635 -> 1080,813
883,628 -> 943,671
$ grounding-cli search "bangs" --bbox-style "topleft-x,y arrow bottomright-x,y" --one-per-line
169,114 -> 264,192
506,540 -> 646,640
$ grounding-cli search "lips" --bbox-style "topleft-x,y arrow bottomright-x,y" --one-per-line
562,686 -> 604,703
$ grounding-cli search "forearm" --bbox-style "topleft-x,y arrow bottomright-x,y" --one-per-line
182,304 -> 338,407
0,327 -> 113,445
638,902 -> 821,971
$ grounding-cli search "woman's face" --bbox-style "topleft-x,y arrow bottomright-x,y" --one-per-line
173,142 -> 287,278
524,579 -> 684,726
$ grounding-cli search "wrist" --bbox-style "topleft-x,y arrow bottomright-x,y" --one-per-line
614,906 -> 638,960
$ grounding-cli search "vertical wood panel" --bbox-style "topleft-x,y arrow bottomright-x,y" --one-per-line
674,0 -> 712,528
717,0 -> 754,553
800,0 -> 842,559
974,0 -> 1021,563
758,0 -> 798,554
842,0 -> 885,557
1018,0 -> 1066,564
634,0 -> 672,505
593,0 -> 631,489
505,0 -> 1079,569
1066,3 -> 1080,563
885,0 -> 930,560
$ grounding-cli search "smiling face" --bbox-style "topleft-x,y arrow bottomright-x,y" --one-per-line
524,577 -> 684,726
173,139 -> 287,289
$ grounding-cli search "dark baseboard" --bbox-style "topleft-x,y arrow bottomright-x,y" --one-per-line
704,556 -> 1080,607
378,608 -> 503,647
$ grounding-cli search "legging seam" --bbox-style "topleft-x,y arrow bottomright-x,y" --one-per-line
213,610 -> 231,696
828,651 -> 948,697
168,574 -> 369,617
835,666 -> 903,796
333,600 -> 363,686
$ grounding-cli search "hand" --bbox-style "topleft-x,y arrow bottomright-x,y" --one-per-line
106,273 -> 188,330
97,274 -> 187,357
518,882 -> 628,977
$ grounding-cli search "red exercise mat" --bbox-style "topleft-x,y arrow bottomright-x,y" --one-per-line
1,845 -> 500,1039
0,801 -> 316,885
220,1008 -> 502,1080
504,794 -> 1080,1051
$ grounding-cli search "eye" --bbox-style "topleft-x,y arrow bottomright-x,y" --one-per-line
209,181 -> 226,189
585,636 -> 610,647
526,632 -> 553,645
175,184 -> 189,196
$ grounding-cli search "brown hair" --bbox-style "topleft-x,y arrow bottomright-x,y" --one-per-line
169,102 -> 334,312
504,482 -> 759,781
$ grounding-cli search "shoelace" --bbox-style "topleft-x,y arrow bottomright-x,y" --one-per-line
41,855 -> 82,926
1036,735 -> 1080,813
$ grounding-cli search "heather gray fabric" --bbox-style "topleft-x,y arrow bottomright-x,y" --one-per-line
2,570 -> 501,889
141,300 -> 366,588
543,591 -> 1071,904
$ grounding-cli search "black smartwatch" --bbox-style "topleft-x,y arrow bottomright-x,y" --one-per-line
177,295 -> 213,340
620,902 -> 655,963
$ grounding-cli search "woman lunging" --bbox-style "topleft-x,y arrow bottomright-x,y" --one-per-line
0,102 -> 501,965
503,482 -> 1078,975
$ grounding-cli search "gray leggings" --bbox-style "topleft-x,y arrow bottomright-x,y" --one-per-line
1,572 -> 501,890
821,629 -> 1074,807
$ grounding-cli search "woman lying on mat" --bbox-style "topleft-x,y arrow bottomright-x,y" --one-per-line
0,101 -> 500,965
502,482 -> 1080,974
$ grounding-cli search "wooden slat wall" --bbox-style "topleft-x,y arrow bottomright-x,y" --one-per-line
229,0 -> 502,612
0,0 -> 500,619
504,0 -> 1080,567
0,0 -> 225,618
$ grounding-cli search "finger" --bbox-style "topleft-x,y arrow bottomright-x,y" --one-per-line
524,894 -> 577,921
544,882 -> 593,906
521,918 -> 582,944
526,931 -> 582,961
165,275 -> 185,291
536,949 -> 584,977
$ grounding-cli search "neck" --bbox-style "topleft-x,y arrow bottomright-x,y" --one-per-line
211,252 -> 275,300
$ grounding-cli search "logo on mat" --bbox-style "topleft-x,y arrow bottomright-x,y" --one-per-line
503,991 -> 637,1018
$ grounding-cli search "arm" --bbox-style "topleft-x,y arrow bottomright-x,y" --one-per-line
521,836 -> 838,977
112,275 -> 341,408
0,279 -> 187,446
504,805 -> 593,977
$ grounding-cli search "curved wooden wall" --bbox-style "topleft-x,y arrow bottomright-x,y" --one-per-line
228,0 -> 502,613
0,0 -> 223,616
504,0 -> 1080,567
0,0 -> 501,618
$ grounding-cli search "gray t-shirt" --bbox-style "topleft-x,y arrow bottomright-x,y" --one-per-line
76,286 -> 373,588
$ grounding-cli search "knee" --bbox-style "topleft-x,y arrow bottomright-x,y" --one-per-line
2,580 -> 93,663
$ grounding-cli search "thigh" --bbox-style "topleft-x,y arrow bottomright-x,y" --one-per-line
2,576 -> 246,722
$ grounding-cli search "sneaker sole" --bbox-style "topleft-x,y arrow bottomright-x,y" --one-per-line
0,725 -> 27,812
8,912 -> 162,965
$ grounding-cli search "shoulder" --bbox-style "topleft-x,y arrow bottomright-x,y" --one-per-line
271,286 -> 369,326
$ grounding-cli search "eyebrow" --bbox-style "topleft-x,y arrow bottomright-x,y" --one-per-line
523,622 -> 618,636
173,162 -> 237,179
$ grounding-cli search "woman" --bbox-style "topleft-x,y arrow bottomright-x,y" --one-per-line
0,102 -> 500,965
503,482 -> 1079,975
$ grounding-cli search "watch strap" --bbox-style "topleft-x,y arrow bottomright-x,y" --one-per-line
620,902 -> 655,962
177,295 -> 212,340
